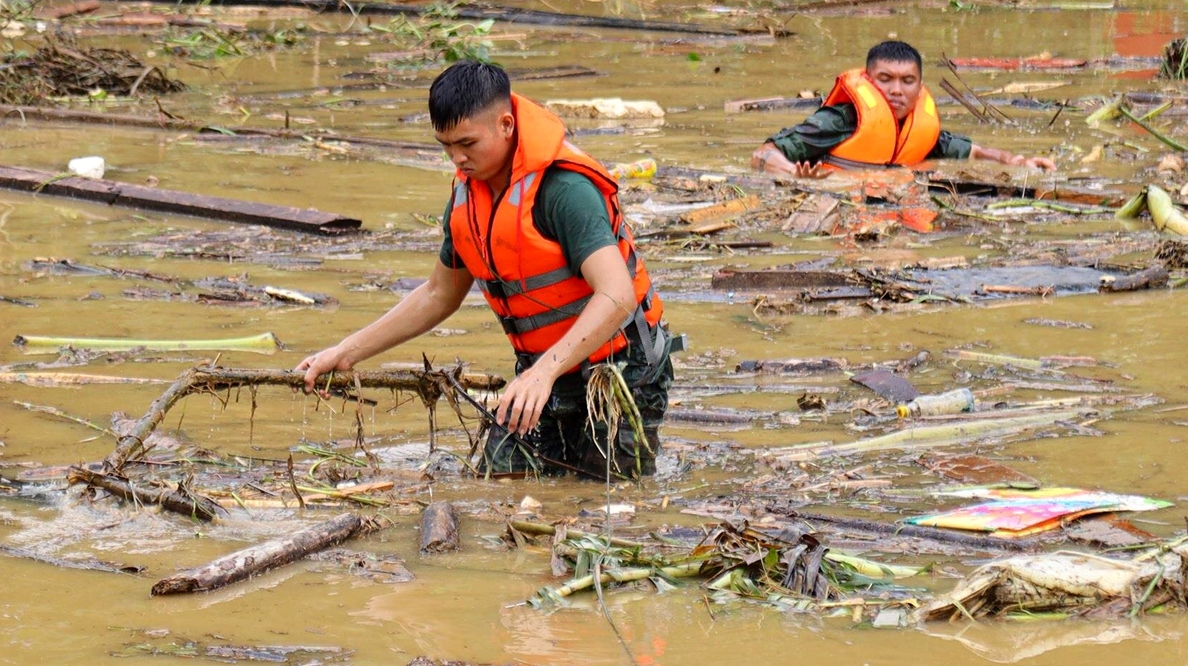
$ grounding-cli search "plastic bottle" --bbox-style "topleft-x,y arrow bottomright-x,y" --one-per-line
896,388 -> 975,418
608,158 -> 657,181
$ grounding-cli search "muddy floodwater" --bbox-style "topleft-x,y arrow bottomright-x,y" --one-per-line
2,0 -> 1188,663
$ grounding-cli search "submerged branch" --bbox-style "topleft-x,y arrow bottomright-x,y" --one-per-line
68,466 -> 226,522
103,365 -> 505,473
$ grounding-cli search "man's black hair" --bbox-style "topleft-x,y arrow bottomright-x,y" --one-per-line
865,41 -> 923,74
428,60 -> 511,132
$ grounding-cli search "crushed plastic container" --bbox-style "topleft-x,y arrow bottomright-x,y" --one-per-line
608,158 -> 657,181
67,156 -> 105,179
896,388 -> 975,418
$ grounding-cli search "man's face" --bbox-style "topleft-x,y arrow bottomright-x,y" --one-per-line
434,105 -> 515,183
867,59 -> 922,121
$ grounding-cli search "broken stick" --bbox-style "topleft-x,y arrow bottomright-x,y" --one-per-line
151,512 -> 368,595
419,502 -> 459,554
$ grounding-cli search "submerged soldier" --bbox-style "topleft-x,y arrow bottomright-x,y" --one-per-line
751,40 -> 1057,177
299,60 -> 675,481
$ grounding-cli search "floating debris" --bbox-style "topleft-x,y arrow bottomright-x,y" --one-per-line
0,38 -> 183,105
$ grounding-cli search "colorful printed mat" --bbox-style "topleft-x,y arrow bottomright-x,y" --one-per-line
905,487 -> 1172,538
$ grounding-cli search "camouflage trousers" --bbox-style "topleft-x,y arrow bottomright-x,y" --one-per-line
478,349 -> 673,481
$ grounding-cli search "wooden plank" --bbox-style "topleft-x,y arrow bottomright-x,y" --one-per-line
711,268 -> 851,291
679,194 -> 762,225
0,165 -> 360,235
781,192 -> 840,234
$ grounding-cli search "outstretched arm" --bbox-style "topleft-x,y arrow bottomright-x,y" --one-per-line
495,246 -> 636,435
297,260 -> 474,392
752,142 -> 831,179
970,144 -> 1056,171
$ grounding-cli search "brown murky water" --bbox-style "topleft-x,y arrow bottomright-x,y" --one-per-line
2,1 -> 1188,663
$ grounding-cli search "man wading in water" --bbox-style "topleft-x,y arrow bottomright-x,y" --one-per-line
751,40 -> 1057,177
298,60 -> 675,481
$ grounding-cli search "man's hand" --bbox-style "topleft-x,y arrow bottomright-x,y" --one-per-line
791,161 -> 831,179
972,144 -> 1057,171
296,346 -> 354,395
1015,155 -> 1057,171
495,361 -> 557,436
752,143 -> 830,179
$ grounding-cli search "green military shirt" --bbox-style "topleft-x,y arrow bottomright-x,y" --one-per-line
768,102 -> 973,164
439,167 -> 616,275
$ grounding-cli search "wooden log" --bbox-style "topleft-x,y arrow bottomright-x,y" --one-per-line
711,269 -> 852,291
1099,265 -> 1169,293
151,512 -> 364,595
0,165 -> 360,235
419,502 -> 459,554
68,466 -> 225,521
36,0 -> 100,18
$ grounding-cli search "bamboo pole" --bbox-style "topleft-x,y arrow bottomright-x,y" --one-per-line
0,371 -> 171,387
151,512 -> 366,595
13,332 -> 281,355
509,520 -> 646,549
534,562 -> 705,602
772,409 -> 1086,461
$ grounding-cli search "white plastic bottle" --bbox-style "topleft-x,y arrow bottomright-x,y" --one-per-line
896,388 -> 975,418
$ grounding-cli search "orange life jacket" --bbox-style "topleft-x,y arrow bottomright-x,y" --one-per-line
448,93 -> 664,371
821,69 -> 941,169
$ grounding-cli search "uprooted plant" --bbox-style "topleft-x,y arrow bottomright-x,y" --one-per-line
513,519 -> 924,616
1160,36 -> 1187,80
